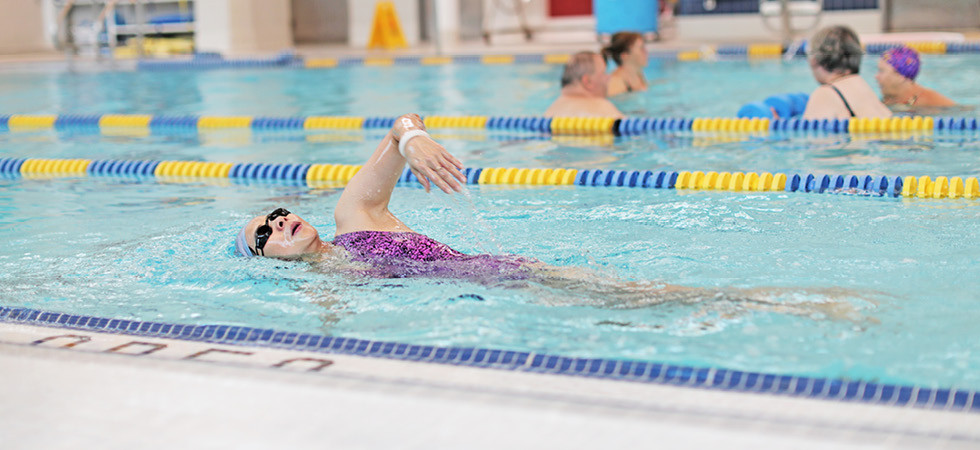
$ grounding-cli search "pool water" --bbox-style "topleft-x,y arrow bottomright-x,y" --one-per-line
1,56 -> 980,391
2,175 -> 979,390
0,54 -> 975,117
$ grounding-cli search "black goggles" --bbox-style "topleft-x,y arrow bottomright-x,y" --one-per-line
253,207 -> 291,256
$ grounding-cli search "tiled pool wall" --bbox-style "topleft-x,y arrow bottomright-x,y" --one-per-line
2,306 -> 978,415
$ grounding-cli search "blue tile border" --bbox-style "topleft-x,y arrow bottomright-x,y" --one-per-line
2,305 -> 976,413
676,0 -> 878,15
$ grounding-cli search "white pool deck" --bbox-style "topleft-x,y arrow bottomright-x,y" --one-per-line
1,321 -> 978,449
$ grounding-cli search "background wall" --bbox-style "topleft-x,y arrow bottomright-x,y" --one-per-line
195,0 -> 292,55
0,0 -> 51,54
886,0 -> 980,31
292,0 -> 348,44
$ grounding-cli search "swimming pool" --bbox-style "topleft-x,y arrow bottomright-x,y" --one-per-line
2,55 -> 980,395
1,53 -> 976,118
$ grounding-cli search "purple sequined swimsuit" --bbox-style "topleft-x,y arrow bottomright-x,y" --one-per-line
332,231 -> 535,281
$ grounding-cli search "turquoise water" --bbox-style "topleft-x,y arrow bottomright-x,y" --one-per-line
1,57 -> 980,390
0,55 -> 975,117
2,176 -> 979,390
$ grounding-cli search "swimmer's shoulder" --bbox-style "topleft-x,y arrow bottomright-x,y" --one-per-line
802,86 -> 843,119
917,87 -> 956,107
607,75 -> 627,96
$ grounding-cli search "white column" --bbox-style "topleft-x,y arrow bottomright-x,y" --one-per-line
434,0 -> 459,47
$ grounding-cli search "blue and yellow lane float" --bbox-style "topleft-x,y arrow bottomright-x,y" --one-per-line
127,40 -> 980,71
3,113 -> 979,136
2,156 -> 978,200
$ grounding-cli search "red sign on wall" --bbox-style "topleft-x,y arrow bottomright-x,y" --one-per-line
549,0 -> 593,16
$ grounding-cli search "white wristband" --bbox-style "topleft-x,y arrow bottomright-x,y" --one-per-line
398,130 -> 429,158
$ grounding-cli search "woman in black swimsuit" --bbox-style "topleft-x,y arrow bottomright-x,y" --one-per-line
801,25 -> 892,119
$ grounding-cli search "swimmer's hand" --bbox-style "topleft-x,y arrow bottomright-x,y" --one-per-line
393,114 -> 465,194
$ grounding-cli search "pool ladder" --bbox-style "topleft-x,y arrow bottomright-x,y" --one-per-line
53,0 -> 152,61
759,0 -> 822,49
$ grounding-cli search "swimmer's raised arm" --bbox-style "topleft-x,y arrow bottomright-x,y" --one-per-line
334,114 -> 465,235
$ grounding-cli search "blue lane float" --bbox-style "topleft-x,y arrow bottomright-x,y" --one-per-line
250,117 -> 306,130
138,51 -> 299,71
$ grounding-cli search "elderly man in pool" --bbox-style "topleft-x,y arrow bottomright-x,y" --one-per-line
235,113 -> 868,318
544,51 -> 624,119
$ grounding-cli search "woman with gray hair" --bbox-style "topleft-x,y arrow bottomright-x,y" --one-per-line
802,25 -> 891,119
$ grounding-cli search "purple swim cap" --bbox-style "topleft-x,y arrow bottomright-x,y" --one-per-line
884,46 -> 920,80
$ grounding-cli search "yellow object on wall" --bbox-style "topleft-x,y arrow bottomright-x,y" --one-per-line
367,1 -> 408,50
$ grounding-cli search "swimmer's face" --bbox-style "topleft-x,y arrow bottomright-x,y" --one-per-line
875,56 -> 907,96
585,54 -> 611,97
627,37 -> 647,68
244,209 -> 322,258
